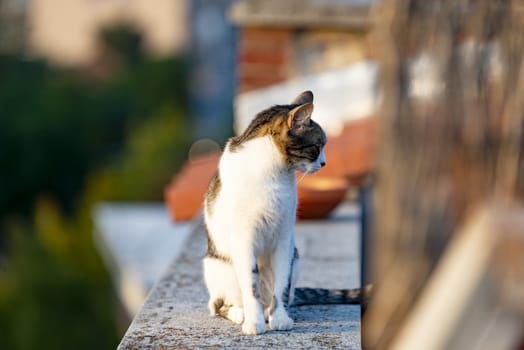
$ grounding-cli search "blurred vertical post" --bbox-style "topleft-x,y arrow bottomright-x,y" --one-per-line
363,1 -> 524,349
189,0 -> 237,140
0,0 -> 27,54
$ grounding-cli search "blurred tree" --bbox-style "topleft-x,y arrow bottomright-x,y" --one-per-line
0,209 -> 120,350
0,23 -> 193,350
86,105 -> 191,202
99,24 -> 144,66
0,53 -> 188,220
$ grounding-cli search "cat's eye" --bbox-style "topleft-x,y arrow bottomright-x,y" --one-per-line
304,145 -> 320,158
309,145 -> 320,154
292,145 -> 318,153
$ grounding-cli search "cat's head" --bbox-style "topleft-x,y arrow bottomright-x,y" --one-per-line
282,91 -> 327,174
231,91 -> 327,174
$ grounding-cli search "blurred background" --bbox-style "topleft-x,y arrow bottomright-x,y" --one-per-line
4,0 -> 524,349
0,0 -> 236,348
0,0 -> 378,347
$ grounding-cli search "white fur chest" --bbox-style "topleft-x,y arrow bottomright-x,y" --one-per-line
213,136 -> 297,250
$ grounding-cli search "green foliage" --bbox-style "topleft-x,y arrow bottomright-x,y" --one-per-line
89,106 -> 191,202
0,25 -> 193,349
0,53 -> 188,217
99,25 -> 144,65
0,214 -> 119,350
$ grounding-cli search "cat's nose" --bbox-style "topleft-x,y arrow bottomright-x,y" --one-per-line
320,161 -> 326,167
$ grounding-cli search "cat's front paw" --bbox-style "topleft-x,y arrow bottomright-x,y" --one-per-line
227,306 -> 244,324
242,318 -> 266,335
268,309 -> 294,331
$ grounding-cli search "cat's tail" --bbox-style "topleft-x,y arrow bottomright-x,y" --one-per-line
292,285 -> 372,306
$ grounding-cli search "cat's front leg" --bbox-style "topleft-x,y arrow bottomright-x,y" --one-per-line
231,248 -> 266,335
268,232 -> 294,331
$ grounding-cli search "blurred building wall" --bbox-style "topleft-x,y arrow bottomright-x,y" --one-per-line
230,0 -> 372,94
26,0 -> 188,66
229,0 -> 374,139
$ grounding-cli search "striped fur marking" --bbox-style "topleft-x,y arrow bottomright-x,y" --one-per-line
282,247 -> 300,307
269,296 -> 278,316
251,263 -> 261,299
292,286 -> 372,306
206,233 -> 232,264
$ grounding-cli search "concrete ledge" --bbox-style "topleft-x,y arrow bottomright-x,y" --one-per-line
118,204 -> 362,349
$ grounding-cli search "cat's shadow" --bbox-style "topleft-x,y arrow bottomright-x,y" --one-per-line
289,305 -> 360,334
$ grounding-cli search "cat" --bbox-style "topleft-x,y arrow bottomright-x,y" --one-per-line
203,91 -> 365,335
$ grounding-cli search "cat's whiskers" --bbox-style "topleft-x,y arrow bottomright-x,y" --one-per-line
296,172 -> 307,184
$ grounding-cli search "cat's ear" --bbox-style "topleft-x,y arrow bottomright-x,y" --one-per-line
291,91 -> 314,105
287,103 -> 313,129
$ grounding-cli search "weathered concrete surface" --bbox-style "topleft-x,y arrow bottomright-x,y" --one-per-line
118,203 -> 362,349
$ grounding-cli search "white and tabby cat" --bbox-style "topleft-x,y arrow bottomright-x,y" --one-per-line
203,91 -> 364,335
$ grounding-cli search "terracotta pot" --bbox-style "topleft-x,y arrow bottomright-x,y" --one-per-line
297,175 -> 349,220
164,153 -> 220,222
319,117 -> 378,184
